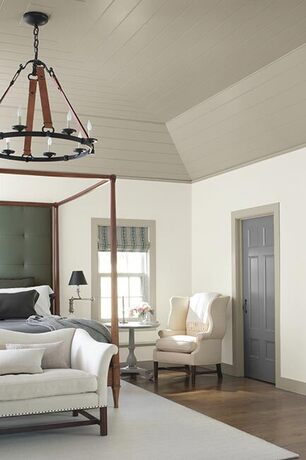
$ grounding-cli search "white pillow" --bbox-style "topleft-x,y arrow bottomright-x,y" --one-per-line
6,342 -> 68,369
0,348 -> 45,375
0,285 -> 53,316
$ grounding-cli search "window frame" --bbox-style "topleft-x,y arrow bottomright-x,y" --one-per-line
91,218 -> 156,321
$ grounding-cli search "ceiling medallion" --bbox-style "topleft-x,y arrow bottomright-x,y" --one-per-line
0,11 -> 97,162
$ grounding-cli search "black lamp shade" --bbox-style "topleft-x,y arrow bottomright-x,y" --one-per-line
69,271 -> 87,286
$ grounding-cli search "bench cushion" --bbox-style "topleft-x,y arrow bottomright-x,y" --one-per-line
0,369 -> 97,401
156,335 -> 197,353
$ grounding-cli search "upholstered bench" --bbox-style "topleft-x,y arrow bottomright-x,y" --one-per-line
0,328 -> 117,436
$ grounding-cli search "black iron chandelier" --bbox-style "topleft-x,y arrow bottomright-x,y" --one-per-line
0,11 -> 97,162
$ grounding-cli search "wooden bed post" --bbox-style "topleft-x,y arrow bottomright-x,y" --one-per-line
110,175 -> 120,408
52,204 -> 60,315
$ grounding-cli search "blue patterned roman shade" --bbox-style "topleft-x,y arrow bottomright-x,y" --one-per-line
98,226 -> 150,252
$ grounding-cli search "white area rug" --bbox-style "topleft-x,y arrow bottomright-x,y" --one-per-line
0,381 -> 298,460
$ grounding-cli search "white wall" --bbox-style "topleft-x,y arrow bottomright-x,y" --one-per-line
192,147 -> 306,382
59,179 -> 191,361
3,146 -> 305,380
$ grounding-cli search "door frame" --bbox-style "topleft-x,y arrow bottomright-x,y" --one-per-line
231,203 -> 280,387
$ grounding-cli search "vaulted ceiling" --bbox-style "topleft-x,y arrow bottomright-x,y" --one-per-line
0,0 -> 306,181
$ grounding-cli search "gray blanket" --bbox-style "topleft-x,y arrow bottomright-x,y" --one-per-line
0,319 -> 47,334
26,316 -> 111,343
0,316 -> 111,343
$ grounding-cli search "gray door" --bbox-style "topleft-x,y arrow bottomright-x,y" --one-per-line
242,216 -> 275,384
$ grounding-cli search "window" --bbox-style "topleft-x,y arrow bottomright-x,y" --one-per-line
91,219 -> 155,321
99,251 -> 149,319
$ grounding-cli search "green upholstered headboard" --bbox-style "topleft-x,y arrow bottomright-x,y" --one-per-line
0,205 -> 52,286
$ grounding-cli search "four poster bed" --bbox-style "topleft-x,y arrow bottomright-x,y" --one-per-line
0,168 -> 120,408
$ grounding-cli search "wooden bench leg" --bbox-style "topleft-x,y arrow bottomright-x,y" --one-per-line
216,363 -> 223,380
112,385 -> 120,409
154,361 -> 158,381
100,407 -> 107,436
191,365 -> 196,385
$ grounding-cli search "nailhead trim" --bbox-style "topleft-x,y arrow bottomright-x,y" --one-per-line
0,405 -> 107,418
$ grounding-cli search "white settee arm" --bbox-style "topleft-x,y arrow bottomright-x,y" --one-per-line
71,329 -> 118,407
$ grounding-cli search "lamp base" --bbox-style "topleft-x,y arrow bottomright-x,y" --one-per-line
69,297 -> 74,314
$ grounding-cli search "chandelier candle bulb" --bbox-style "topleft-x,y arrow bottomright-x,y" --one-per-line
87,120 -> 92,135
17,107 -> 22,125
47,137 -> 52,152
67,111 -> 72,129
6,138 -> 10,150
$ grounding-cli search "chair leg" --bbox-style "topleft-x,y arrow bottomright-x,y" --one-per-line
154,361 -> 158,381
191,365 -> 196,385
100,407 -> 107,436
216,363 -> 223,380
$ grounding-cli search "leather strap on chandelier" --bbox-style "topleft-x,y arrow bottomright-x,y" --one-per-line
23,27 -> 54,157
0,11 -> 96,163
23,77 -> 37,156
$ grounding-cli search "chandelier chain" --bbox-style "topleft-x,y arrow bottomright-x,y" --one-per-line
33,25 -> 39,60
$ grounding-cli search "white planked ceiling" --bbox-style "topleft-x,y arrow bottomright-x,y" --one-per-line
0,0 -> 306,180
167,43 -> 306,180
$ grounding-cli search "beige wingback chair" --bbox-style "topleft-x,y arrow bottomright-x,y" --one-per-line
153,293 -> 230,384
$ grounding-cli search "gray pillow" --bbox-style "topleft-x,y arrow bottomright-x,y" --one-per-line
0,348 -> 45,375
0,290 -> 39,319
0,278 -> 35,288
6,341 -> 69,369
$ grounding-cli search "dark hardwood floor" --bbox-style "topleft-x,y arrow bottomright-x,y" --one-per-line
122,364 -> 306,459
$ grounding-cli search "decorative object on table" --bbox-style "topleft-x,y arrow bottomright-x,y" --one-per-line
68,270 -> 94,314
130,303 -> 154,324
121,296 -> 128,324
0,11 -> 97,163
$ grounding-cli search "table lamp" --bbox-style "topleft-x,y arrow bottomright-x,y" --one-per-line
68,270 -> 93,314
